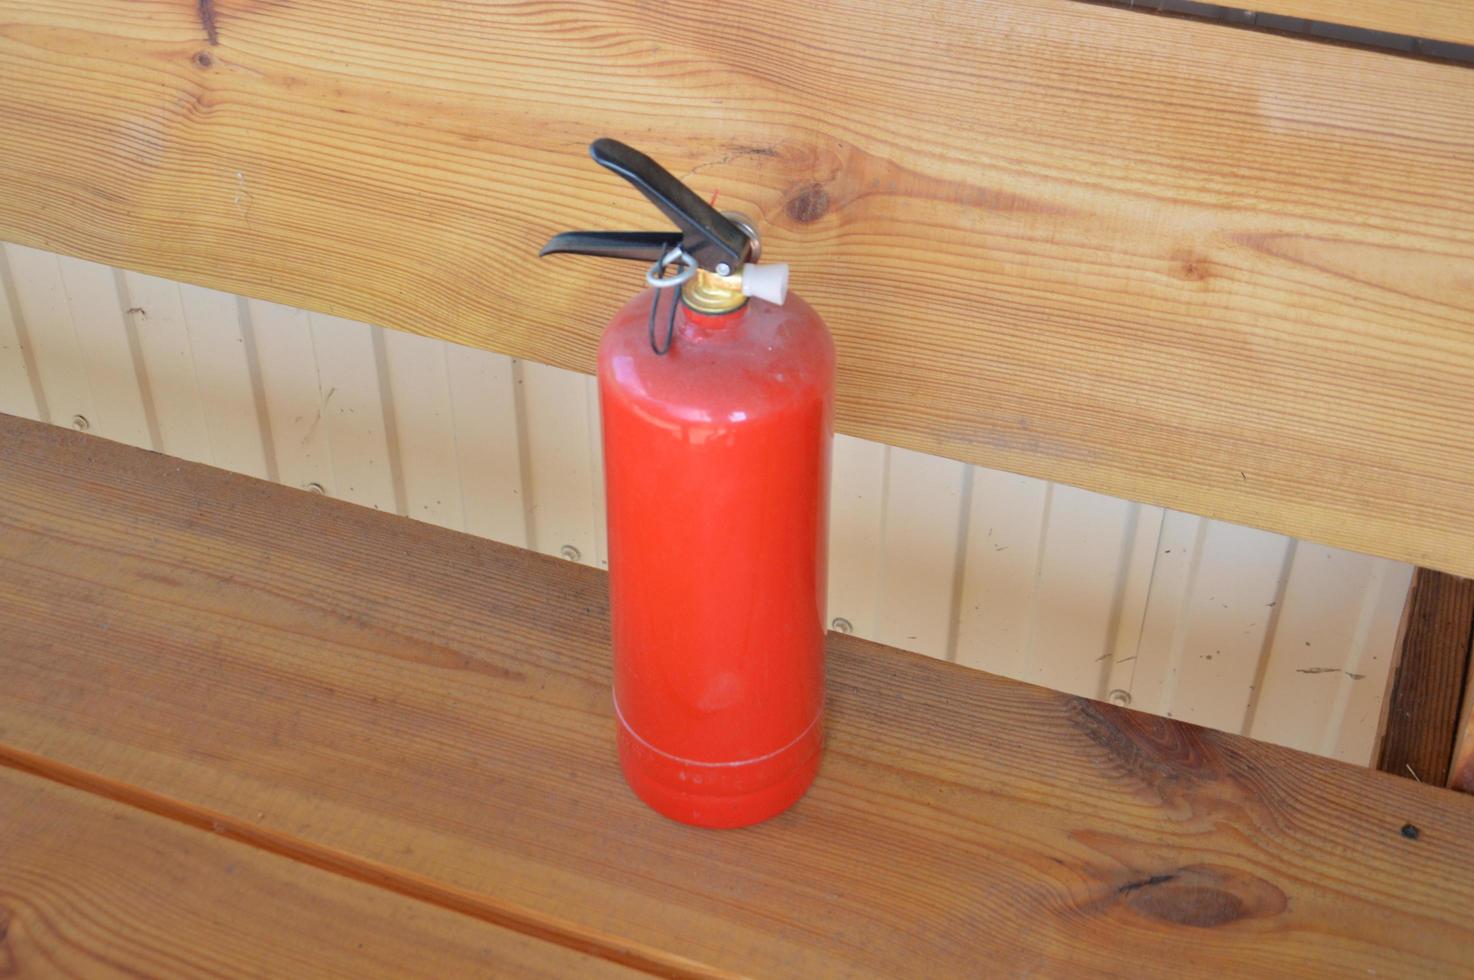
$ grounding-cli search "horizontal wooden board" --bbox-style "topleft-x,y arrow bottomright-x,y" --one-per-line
0,1 -> 1471,575
1252,0 -> 1474,46
1,414 -> 1471,977
0,766 -> 637,977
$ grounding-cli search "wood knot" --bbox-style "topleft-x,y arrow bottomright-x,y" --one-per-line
193,51 -> 214,69
785,183 -> 830,224
1068,696 -> 1216,789
1170,248 -> 1214,282
1132,884 -> 1245,927
1118,864 -> 1286,928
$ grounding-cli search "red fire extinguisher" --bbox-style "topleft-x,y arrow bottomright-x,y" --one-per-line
542,139 -> 833,828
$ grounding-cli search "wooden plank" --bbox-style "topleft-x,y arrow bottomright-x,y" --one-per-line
1,414 -> 1471,978
0,767 -> 638,978
1378,569 -> 1474,783
1249,0 -> 1474,47
1,3 -> 1471,576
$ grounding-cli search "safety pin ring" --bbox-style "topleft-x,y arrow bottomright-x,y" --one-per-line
646,247 -> 697,289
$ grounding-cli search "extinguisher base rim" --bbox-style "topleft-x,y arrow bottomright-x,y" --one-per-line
616,720 -> 822,830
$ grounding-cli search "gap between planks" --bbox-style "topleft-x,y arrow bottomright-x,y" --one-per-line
0,741 -> 728,980
1080,0 -> 1474,62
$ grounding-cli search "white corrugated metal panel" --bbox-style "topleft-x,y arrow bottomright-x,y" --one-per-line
0,246 -> 1414,764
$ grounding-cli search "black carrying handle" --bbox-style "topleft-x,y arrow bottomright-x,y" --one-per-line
539,139 -> 753,273
539,230 -> 683,263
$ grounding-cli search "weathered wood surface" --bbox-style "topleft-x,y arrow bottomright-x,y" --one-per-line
1378,569 -> 1474,785
1,1 -> 1472,574
1,413 -> 1471,977
0,766 -> 639,978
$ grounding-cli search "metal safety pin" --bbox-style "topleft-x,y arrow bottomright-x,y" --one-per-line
646,246 -> 696,355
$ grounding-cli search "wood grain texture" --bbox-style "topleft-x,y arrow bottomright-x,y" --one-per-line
1,2 -> 1472,575
1,415 -> 1471,978
1378,569 -> 1474,784
0,767 -> 637,978
1251,0 -> 1474,46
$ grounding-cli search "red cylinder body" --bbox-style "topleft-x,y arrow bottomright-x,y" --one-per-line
599,288 -> 834,828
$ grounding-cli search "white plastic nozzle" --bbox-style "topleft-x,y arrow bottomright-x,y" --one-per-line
741,263 -> 789,306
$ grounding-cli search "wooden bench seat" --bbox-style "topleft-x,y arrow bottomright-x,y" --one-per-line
2,767 -> 635,976
3,411 -> 1472,976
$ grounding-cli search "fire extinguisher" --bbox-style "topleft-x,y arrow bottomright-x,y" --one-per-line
542,139 -> 834,828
